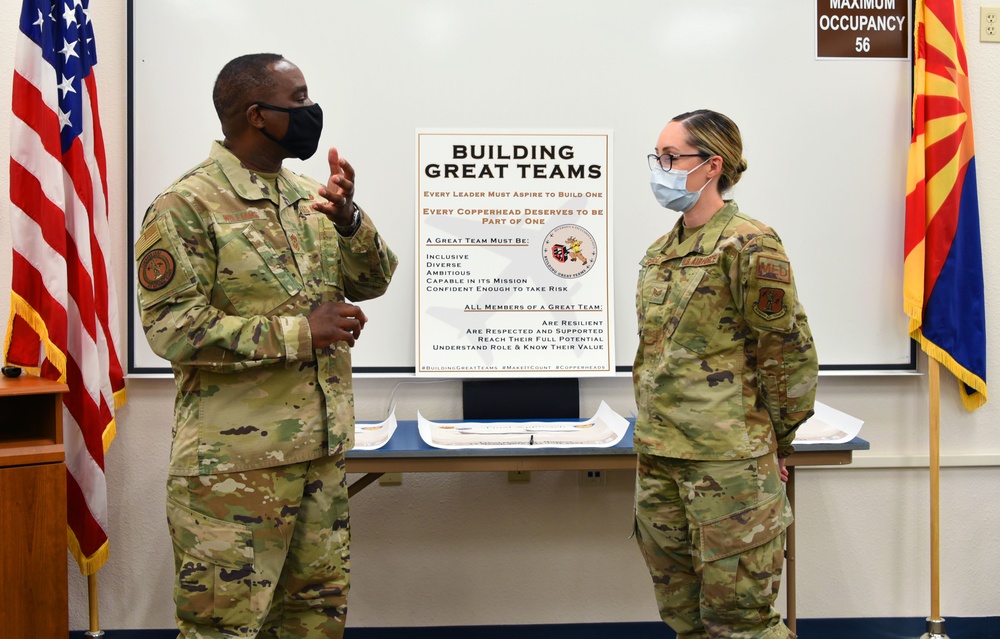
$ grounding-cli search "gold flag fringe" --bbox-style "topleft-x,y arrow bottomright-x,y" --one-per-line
68,527 -> 110,577
4,293 -> 67,378
909,317 -> 988,411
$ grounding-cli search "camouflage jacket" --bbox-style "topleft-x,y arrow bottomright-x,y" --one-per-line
136,142 -> 398,476
633,201 -> 817,460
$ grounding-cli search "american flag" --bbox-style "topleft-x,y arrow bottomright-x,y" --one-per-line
4,0 -> 126,574
904,0 -> 986,410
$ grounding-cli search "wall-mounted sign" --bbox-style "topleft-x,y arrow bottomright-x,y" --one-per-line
817,0 -> 909,59
416,131 -> 614,377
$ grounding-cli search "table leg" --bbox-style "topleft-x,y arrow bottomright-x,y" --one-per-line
348,472 -> 384,497
786,465 -> 797,634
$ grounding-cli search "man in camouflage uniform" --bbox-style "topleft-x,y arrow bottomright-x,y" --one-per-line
136,53 -> 397,638
634,110 -> 818,639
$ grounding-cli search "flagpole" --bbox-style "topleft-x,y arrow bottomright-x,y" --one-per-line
85,573 -> 104,638
920,358 -> 947,639
929,357 -> 941,620
905,1 -> 985,634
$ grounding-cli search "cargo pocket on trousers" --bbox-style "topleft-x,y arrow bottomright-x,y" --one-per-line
699,490 -> 790,562
698,491 -> 792,614
167,497 -> 255,628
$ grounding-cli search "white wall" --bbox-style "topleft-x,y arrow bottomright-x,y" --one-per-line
1,1 -> 998,631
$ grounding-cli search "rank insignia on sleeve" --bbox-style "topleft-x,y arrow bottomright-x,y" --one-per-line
755,255 -> 791,283
754,287 -> 786,320
139,248 -> 176,291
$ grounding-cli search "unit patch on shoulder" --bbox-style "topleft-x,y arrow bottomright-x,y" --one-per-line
753,287 -> 786,321
755,255 -> 791,283
139,248 -> 176,291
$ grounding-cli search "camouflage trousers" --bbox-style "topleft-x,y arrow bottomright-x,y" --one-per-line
166,453 -> 351,638
634,452 -> 794,639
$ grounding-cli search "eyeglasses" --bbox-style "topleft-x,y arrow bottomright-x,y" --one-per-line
648,153 -> 709,172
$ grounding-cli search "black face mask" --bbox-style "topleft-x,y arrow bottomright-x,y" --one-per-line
254,102 -> 323,160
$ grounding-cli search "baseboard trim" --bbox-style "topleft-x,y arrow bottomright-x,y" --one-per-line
70,616 -> 1000,639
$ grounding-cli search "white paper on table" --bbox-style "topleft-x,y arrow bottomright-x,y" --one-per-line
418,401 -> 629,449
353,408 -> 398,451
792,401 -> 864,445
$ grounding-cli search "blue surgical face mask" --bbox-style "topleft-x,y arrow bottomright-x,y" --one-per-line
649,158 -> 712,213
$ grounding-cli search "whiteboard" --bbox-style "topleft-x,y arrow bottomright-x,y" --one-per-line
127,0 -> 914,374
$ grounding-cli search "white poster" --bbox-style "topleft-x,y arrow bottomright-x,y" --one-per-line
416,131 -> 614,376
418,401 -> 629,449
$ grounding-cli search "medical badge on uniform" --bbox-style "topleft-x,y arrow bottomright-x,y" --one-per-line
138,248 -> 176,291
753,287 -> 786,321
755,255 -> 791,283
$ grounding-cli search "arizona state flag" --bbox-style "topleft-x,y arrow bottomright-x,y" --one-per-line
904,0 -> 986,410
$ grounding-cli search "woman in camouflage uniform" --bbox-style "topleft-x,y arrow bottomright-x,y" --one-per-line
633,110 -> 818,639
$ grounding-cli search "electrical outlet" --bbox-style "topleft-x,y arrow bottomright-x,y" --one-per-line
982,7 -> 1000,42
578,469 -> 606,486
378,472 -> 402,486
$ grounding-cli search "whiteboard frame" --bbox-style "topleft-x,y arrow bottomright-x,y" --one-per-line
125,0 -> 917,376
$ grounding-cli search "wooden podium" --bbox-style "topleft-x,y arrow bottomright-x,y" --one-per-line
0,374 -> 69,637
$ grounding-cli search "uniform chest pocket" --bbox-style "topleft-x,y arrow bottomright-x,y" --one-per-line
640,269 -> 705,348
216,224 -> 301,316
671,269 -> 726,356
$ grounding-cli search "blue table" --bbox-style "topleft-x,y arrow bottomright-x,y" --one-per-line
345,420 -> 869,631
346,419 -> 866,488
